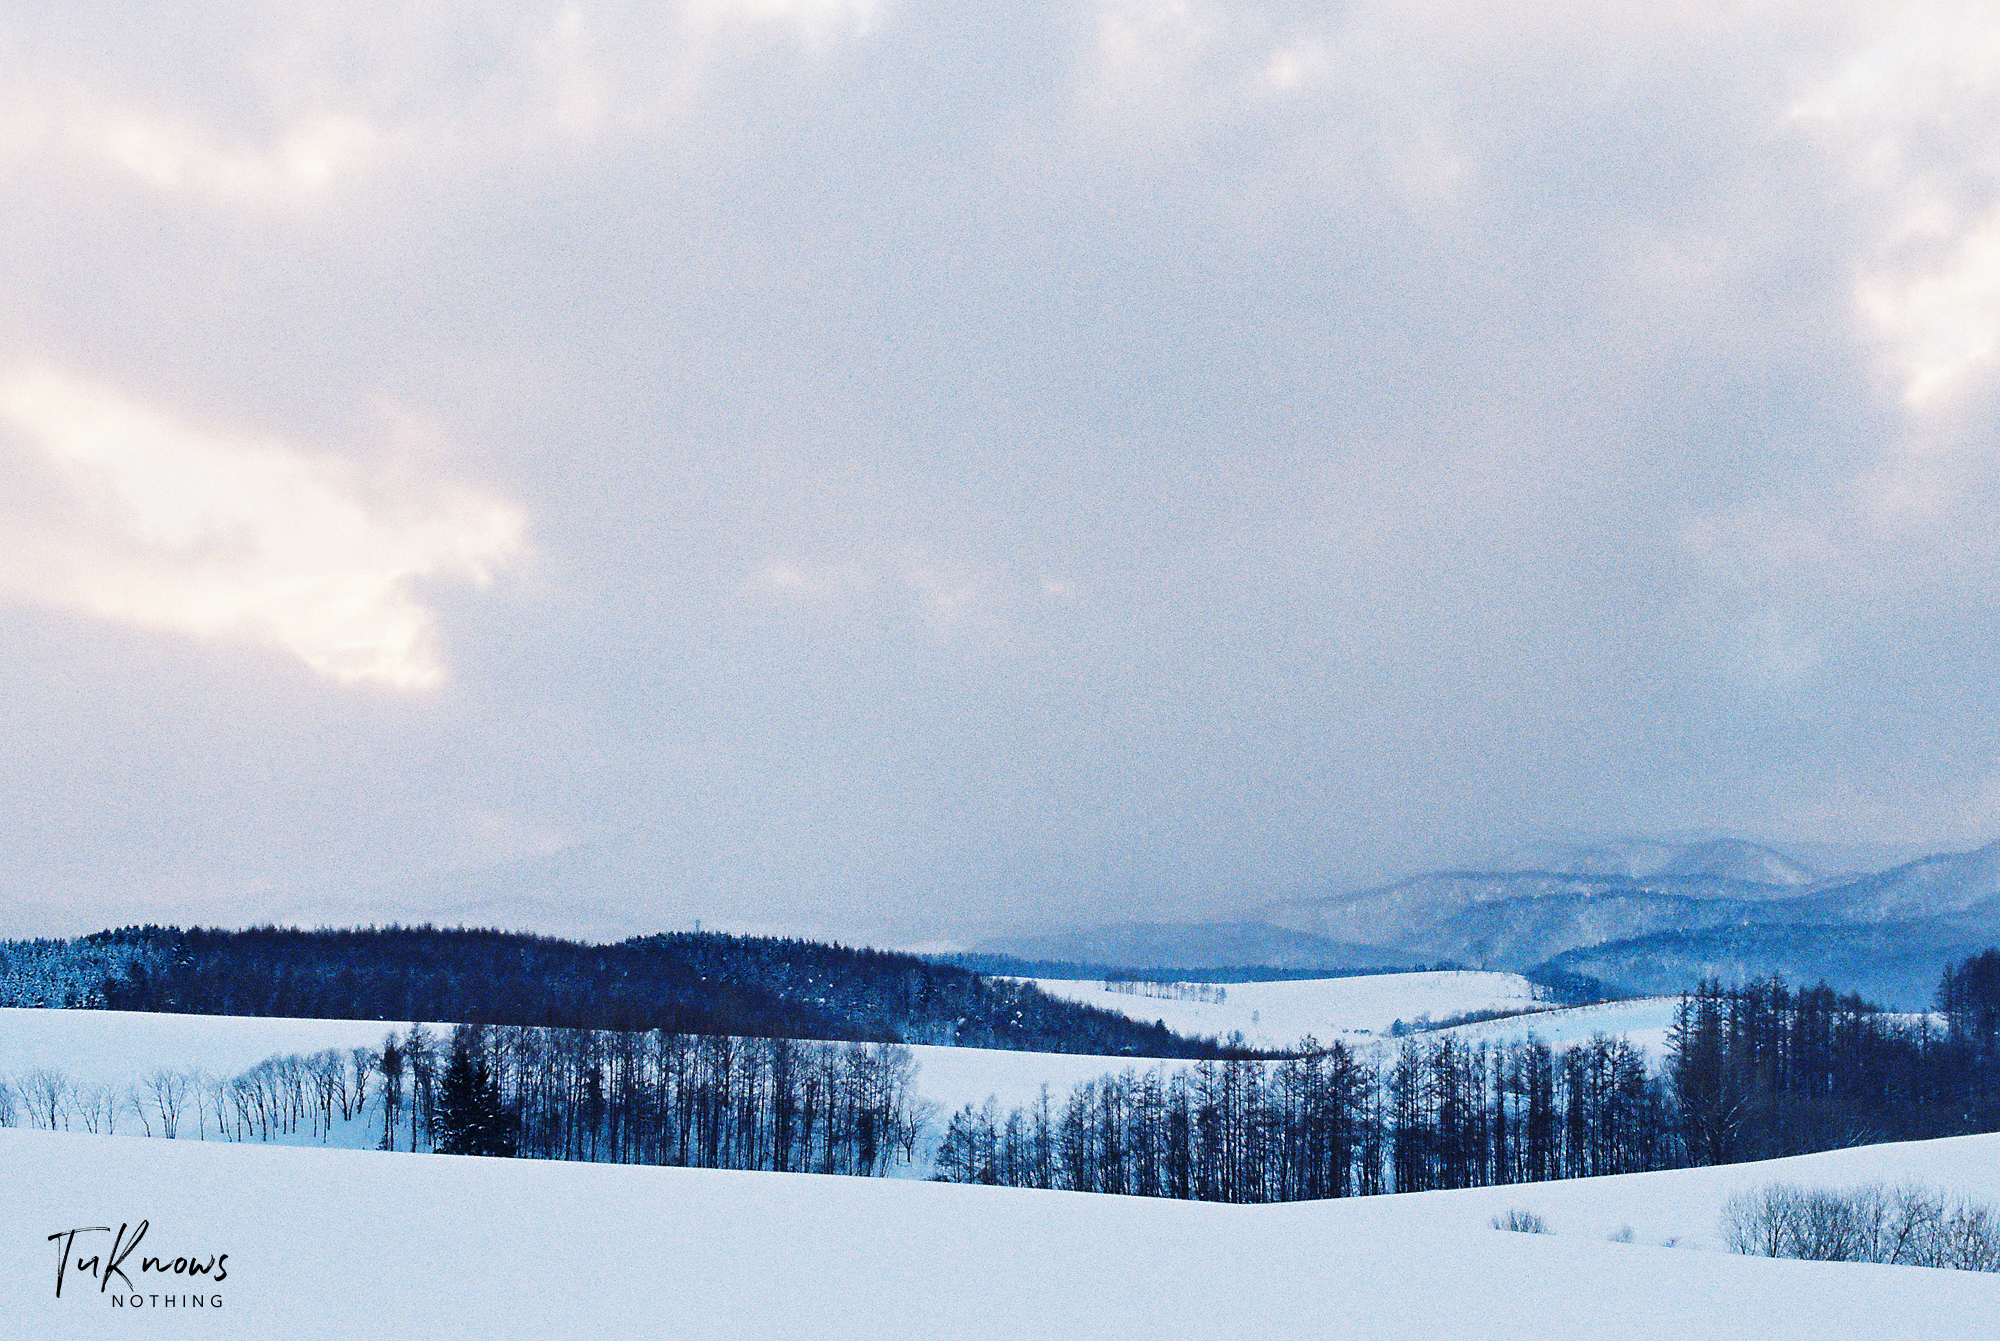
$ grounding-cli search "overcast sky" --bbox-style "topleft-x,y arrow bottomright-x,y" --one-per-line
3,0 -> 1999,944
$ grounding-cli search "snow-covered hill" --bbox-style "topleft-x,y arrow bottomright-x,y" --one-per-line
1424,996 -> 1685,1057
1014,970 -> 1547,1049
4,1126 -> 1997,1339
0,1006 -> 396,1086
1809,840 -> 2000,922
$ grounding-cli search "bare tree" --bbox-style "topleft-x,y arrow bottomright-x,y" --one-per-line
70,1084 -> 116,1134
403,1024 -> 436,1151
144,1069 -> 191,1138
19,1069 -> 68,1130
347,1047 -> 373,1121
203,1074 -> 231,1140
1725,1182 -> 2000,1270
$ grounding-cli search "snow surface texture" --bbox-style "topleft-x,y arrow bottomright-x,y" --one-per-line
1017,970 -> 1546,1049
4,1127 -> 1998,1339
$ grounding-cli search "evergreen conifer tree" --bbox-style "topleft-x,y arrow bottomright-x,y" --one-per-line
434,1025 -> 515,1157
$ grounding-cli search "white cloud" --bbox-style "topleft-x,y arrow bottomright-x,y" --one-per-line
0,1 -> 883,207
1789,2 -> 2000,410
0,368 -> 523,688
1857,212 -> 2000,409
1679,1 -> 2000,674
688,0 -> 878,44
94,105 -> 387,202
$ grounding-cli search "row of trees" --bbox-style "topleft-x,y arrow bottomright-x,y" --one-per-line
1722,1182 -> 2000,1270
396,1025 -> 930,1175
4,1024 -> 930,1180
6,1048 -> 373,1143
932,1033 -> 1673,1201
934,1046 -> 1382,1201
1100,981 -> 1227,1003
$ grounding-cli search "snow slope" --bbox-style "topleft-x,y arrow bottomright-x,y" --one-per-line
3,1127 -> 1997,1340
1018,970 -> 1546,1048
0,1006 -> 397,1084
1425,996 -> 1684,1058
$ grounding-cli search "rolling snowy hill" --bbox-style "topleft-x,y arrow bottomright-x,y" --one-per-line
4,1126 -> 1997,1339
1012,970 -> 1548,1049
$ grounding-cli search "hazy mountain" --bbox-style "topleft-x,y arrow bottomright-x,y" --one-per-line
1541,919 -> 1997,1010
999,837 -> 2000,1003
1482,836 -> 1823,886
1803,841 -> 2000,923
1256,870 -> 1813,966
970,922 -> 1419,972
1653,838 -> 1822,886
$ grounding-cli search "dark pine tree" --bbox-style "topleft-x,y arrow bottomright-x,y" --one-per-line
434,1025 -> 516,1157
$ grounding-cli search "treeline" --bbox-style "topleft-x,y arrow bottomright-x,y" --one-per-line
934,1046 -> 1381,1201
409,1025 -> 926,1174
1939,949 -> 2000,1060
5,1048 -> 372,1143
932,1033 -> 1671,1200
26,925 -> 1243,1059
1101,980 -> 1227,1003
1672,973 -> 2000,1162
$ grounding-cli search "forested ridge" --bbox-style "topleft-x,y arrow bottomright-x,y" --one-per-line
0,925 -> 1248,1059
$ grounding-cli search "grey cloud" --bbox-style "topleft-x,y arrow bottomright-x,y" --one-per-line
3,2 -> 1998,943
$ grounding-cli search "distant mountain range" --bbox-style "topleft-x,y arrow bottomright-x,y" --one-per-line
966,921 -> 1426,972
974,837 -> 2000,1007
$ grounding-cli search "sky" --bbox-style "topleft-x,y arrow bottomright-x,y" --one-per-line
3,0 -> 2000,945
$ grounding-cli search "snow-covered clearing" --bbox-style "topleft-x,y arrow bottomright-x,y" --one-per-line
1018,970 -> 1547,1049
1426,996 -> 1684,1057
3,1126 -> 1996,1339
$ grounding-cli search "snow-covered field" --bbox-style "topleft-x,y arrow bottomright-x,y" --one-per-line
4,1125 -> 1996,1339
1018,970 -> 1547,1049
0,1006 -> 397,1087
1427,996 -> 1684,1057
